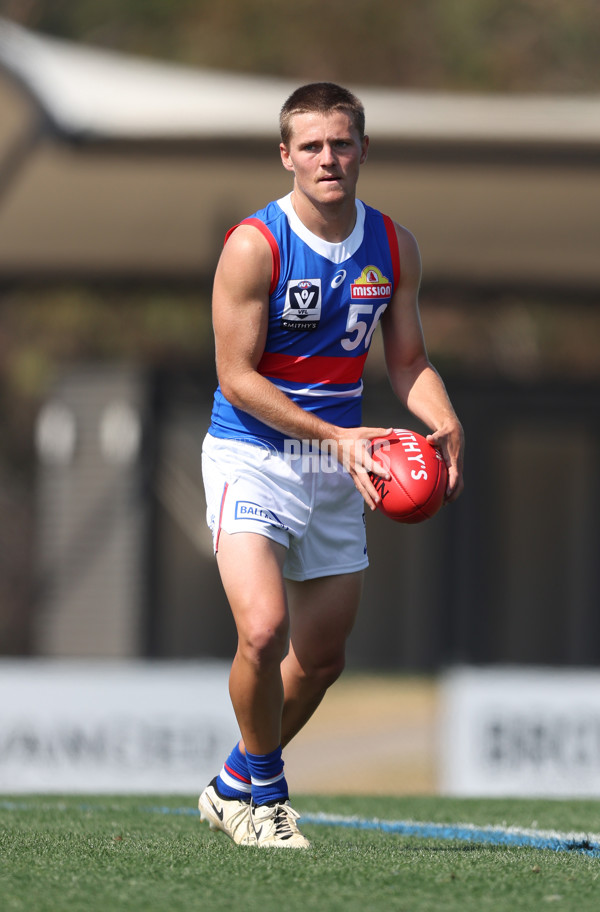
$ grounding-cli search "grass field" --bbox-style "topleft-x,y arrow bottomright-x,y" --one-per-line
2,794 -> 600,912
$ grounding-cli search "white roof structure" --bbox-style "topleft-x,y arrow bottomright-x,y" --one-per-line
1,17 -> 600,146
1,16 -> 599,284
0,18 -> 291,140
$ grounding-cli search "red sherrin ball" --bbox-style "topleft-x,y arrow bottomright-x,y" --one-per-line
369,428 -> 448,524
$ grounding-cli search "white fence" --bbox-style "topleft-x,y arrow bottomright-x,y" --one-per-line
440,666 -> 600,797
0,660 -> 238,793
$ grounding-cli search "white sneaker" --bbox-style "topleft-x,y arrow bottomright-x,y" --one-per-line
251,800 -> 311,849
198,779 -> 257,846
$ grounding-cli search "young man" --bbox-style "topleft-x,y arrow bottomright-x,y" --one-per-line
199,82 -> 464,848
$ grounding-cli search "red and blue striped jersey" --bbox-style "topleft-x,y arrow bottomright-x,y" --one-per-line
209,192 -> 400,447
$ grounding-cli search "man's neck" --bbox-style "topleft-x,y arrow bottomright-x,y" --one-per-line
290,190 -> 357,243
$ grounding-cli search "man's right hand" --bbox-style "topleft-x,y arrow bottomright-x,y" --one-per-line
331,426 -> 392,510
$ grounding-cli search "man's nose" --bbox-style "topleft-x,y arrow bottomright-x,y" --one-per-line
320,143 -> 336,165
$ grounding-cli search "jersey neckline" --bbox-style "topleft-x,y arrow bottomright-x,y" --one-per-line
276,192 -> 365,265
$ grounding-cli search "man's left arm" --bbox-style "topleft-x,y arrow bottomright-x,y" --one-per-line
381,223 -> 465,502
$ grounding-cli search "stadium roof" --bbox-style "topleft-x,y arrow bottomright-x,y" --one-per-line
1,16 -> 599,286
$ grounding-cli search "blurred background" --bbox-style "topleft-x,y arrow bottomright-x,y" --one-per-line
0,0 -> 599,796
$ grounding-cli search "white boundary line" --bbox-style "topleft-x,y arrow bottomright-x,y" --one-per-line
299,812 -> 600,856
2,800 -> 600,856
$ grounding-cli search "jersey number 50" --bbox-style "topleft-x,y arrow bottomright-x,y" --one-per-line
341,302 -> 388,351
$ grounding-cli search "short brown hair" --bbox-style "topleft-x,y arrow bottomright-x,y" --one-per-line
279,82 -> 366,145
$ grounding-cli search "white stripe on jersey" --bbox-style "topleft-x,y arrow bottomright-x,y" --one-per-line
271,380 -> 364,399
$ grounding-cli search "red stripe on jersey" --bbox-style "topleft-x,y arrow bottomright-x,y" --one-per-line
224,218 -> 280,295
258,351 -> 368,385
382,214 -> 401,288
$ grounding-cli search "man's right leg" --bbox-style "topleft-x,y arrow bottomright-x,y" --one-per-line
199,530 -> 309,847
217,529 -> 289,757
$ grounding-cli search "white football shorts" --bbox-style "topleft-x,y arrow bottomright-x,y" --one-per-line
201,433 -> 368,581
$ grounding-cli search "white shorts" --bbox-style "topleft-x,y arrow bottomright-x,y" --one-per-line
201,433 -> 369,581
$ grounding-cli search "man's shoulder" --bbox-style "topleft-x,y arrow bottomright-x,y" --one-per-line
224,198 -> 287,251
245,197 -> 288,230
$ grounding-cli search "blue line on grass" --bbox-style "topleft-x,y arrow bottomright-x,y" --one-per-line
298,812 -> 600,858
147,805 -> 198,816
144,805 -> 600,857
3,800 -> 600,857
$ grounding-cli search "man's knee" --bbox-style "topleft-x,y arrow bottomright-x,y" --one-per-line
238,620 -> 289,670
319,653 -> 346,688
298,651 -> 346,691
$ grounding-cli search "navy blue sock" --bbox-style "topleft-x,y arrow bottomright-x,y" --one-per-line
245,745 -> 289,805
216,742 -> 252,800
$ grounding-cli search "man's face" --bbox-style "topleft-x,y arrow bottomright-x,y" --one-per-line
280,110 -> 369,207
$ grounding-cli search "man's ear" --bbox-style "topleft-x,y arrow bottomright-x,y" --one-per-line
360,134 -> 370,165
280,143 -> 295,172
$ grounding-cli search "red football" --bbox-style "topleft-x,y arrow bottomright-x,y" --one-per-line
368,428 -> 448,523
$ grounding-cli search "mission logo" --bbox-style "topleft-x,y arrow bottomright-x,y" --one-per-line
350,265 -> 392,299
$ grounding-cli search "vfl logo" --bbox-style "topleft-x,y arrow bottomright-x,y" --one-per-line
350,265 -> 392,299
235,501 -> 287,529
281,279 -> 322,331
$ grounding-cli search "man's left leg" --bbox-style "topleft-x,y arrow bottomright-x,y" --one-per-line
280,570 -> 364,748
241,570 -> 362,846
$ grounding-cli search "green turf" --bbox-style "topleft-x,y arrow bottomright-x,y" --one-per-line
1,795 -> 600,912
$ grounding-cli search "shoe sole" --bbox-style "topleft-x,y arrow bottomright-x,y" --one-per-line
256,840 -> 311,849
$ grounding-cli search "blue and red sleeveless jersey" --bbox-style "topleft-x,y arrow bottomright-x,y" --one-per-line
208,192 -> 400,448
